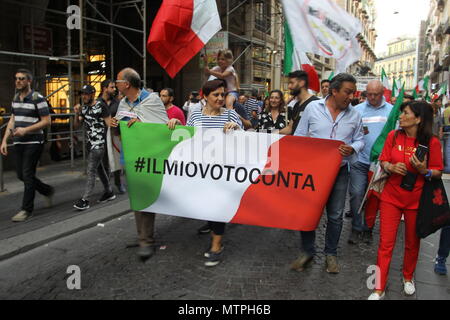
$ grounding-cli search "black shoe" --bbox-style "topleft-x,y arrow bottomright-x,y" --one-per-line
74,199 -> 90,210
204,250 -> 223,267
137,245 -> 155,260
362,230 -> 373,244
197,223 -> 211,235
348,230 -> 361,244
98,191 -> 116,203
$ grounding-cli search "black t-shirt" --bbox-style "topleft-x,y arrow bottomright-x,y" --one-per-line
288,95 -> 320,134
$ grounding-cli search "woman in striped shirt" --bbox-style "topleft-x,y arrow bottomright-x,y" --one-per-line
168,79 -> 242,267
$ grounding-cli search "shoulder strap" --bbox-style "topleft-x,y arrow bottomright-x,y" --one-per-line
227,109 -> 231,122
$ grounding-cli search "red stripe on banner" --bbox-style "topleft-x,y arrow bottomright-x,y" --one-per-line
230,136 -> 343,231
147,0 -> 205,78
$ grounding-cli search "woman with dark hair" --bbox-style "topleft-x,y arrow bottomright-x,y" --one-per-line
257,90 -> 287,133
167,79 -> 243,267
368,101 -> 444,300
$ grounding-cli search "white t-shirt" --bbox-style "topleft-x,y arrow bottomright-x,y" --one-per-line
211,66 -> 238,92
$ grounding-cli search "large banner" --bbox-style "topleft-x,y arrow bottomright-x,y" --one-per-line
282,0 -> 362,73
121,123 -> 343,231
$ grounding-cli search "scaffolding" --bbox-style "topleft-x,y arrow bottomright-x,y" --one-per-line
0,0 -> 148,112
223,0 -> 284,94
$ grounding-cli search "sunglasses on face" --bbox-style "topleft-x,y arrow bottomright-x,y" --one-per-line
15,77 -> 27,81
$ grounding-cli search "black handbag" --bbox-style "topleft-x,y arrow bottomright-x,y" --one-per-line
416,178 -> 450,238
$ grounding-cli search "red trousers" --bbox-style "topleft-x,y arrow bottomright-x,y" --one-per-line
376,201 -> 421,291
365,192 -> 380,229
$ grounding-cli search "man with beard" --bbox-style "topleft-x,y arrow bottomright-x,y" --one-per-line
99,79 -> 126,194
279,70 -> 319,135
73,85 -> 115,210
1,69 -> 55,222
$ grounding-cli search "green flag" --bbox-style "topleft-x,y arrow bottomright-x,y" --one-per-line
392,76 -> 398,98
328,71 -> 335,80
370,89 -> 405,162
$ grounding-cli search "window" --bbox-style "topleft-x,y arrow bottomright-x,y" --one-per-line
407,59 -> 411,70
400,61 -> 403,72
255,2 -> 271,34
394,62 -> 397,72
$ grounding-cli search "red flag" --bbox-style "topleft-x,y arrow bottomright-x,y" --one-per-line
147,0 -> 221,78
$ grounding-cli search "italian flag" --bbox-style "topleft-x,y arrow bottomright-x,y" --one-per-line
381,68 -> 391,102
147,0 -> 221,78
120,123 -> 343,231
283,21 -> 320,92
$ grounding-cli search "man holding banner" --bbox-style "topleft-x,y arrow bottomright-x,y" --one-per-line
111,68 -> 169,260
291,73 -> 364,274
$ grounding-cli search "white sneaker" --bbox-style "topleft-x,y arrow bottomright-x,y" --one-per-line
11,210 -> 32,222
403,279 -> 415,295
368,292 -> 385,300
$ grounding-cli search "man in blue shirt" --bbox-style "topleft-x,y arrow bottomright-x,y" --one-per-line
348,81 -> 393,245
291,73 -> 365,274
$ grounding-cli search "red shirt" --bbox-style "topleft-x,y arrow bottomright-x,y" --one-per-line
166,105 -> 186,125
379,130 -> 443,209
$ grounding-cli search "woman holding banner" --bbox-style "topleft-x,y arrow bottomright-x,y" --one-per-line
167,79 -> 243,267
368,101 -> 443,300
256,90 -> 288,133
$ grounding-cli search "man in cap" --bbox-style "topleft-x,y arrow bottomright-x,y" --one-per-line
73,84 -> 115,210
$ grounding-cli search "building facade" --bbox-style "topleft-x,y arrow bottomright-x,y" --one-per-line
374,38 -> 418,92
422,0 -> 450,94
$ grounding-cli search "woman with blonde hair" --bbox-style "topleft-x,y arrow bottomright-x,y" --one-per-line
203,49 -> 240,110
256,90 -> 288,133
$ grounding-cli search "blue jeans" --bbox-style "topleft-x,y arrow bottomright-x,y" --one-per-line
300,165 -> 350,256
349,161 -> 370,232
444,135 -> 450,173
437,226 -> 450,259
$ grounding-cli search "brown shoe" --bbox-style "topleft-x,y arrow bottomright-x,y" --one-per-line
290,253 -> 313,271
326,255 -> 340,274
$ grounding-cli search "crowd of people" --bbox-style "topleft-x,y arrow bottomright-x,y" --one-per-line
1,49 -> 449,300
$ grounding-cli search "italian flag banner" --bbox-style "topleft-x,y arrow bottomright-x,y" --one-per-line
120,122 -> 344,231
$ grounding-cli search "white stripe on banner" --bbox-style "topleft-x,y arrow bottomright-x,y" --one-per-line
146,129 -> 282,222
362,116 -> 388,124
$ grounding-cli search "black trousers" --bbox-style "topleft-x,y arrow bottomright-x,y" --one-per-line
208,221 -> 225,236
14,144 -> 53,213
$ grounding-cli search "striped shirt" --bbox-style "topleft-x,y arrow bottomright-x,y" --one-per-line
11,91 -> 49,144
187,109 -> 243,129
244,98 -> 259,119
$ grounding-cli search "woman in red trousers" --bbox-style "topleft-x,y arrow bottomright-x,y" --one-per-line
368,101 -> 443,300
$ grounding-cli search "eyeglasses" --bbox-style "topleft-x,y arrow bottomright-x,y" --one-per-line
115,80 -> 127,83
15,77 -> 26,81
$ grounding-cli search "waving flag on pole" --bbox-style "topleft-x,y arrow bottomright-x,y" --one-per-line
147,0 -> 222,78
283,21 -> 320,92
282,0 -> 362,73
381,68 -> 391,102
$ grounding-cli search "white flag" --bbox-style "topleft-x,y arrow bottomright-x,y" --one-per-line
282,0 -> 362,73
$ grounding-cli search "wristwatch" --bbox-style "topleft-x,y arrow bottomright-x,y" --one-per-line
424,169 -> 432,180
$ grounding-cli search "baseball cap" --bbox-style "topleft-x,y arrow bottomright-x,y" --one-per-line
80,85 -> 96,94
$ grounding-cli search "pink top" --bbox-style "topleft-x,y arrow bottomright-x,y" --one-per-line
166,105 -> 186,125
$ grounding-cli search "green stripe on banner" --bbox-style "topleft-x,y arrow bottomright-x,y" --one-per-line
283,21 -> 294,75
120,122 -> 196,211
